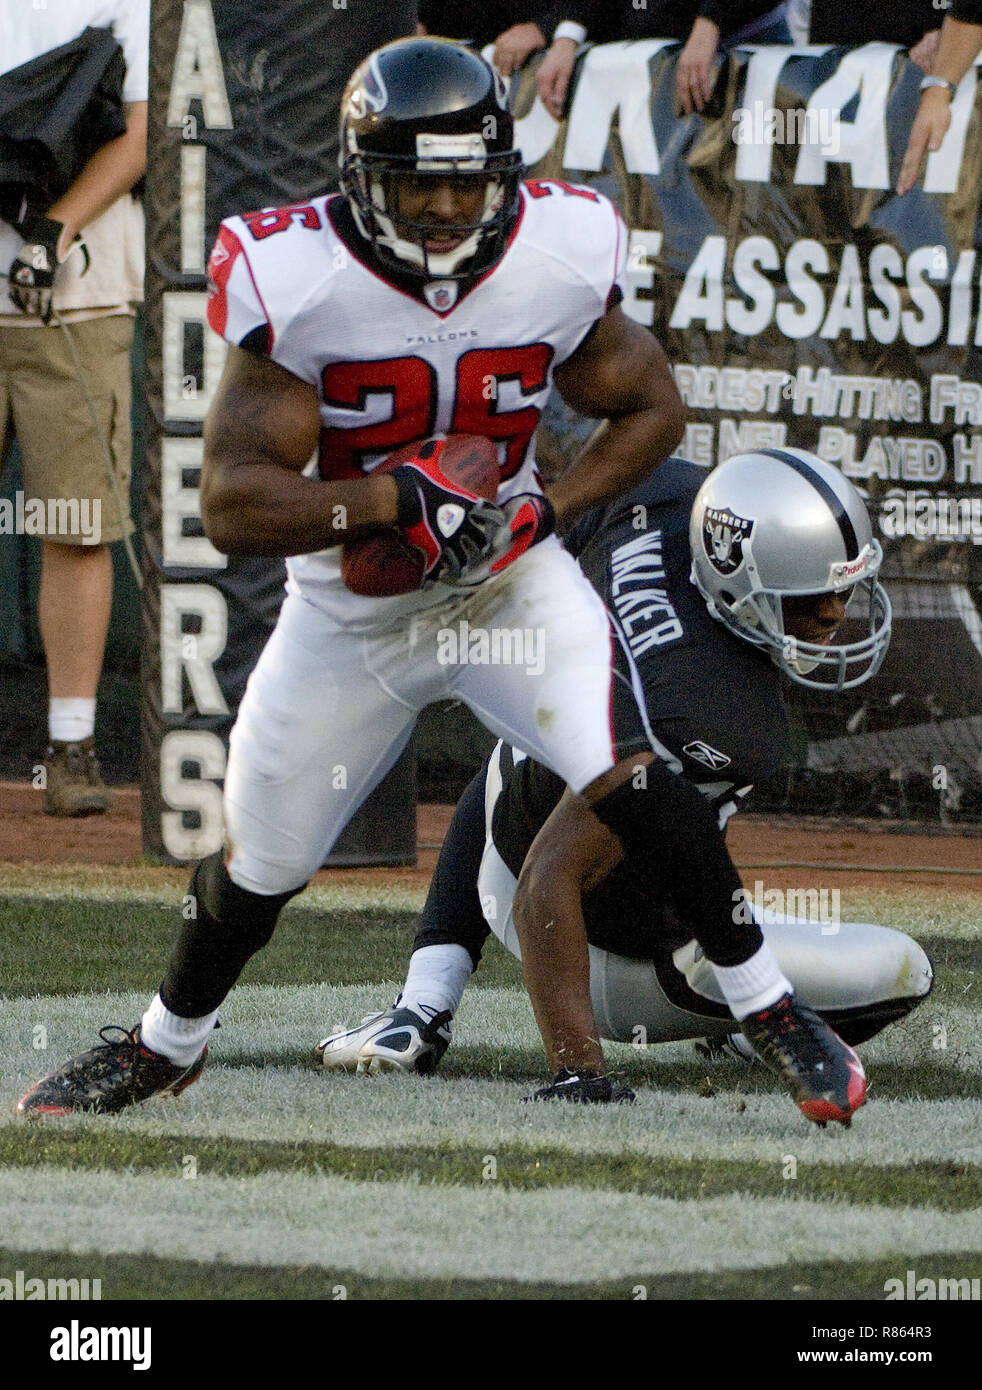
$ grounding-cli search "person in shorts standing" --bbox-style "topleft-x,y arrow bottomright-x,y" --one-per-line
0,0 -> 148,814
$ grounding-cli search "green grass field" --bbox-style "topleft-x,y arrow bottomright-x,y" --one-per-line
1,871 -> 980,1302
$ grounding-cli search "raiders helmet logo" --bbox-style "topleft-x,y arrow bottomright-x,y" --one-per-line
703,506 -> 753,576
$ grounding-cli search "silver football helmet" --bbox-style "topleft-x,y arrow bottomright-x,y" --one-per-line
689,447 -> 891,691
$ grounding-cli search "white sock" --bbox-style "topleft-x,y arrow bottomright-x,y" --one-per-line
140,993 -> 218,1067
398,944 -> 473,1018
49,698 -> 96,743
712,943 -> 792,1021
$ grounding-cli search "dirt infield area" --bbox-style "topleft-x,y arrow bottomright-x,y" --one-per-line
2,779 -> 980,895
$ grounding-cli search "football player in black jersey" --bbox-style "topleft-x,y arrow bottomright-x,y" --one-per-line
317,448 -> 931,1128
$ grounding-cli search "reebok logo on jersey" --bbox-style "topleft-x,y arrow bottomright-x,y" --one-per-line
683,740 -> 732,770
437,503 -> 465,537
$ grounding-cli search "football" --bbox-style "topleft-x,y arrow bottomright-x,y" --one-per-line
340,434 -> 501,597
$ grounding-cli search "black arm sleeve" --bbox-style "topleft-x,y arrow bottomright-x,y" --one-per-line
413,766 -> 492,970
591,760 -> 763,967
537,2 -> 597,38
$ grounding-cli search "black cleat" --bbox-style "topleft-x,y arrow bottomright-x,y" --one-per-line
525,1069 -> 636,1104
741,993 -> 867,1127
16,1026 -> 206,1116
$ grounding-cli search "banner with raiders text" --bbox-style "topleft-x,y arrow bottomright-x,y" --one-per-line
141,0 -> 417,862
512,40 -> 982,814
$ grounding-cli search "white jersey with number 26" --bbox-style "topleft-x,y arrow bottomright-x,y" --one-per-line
206,180 -> 628,629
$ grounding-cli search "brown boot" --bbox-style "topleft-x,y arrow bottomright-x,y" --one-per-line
43,737 -> 112,817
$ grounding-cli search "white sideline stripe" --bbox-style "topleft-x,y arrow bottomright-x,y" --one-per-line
7,1085 -> 981,1168
1,1167 -> 981,1283
3,986 -> 980,1168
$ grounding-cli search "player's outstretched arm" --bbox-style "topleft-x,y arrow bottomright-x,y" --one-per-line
550,307 -> 687,526
201,347 -> 400,556
512,756 -> 646,1078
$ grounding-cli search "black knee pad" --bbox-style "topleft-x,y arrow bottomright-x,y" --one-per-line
590,764 -> 761,967
193,852 -> 303,952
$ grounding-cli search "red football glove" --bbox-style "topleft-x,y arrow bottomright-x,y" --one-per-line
436,491 -> 556,589
487,492 -> 556,575
392,438 -> 505,585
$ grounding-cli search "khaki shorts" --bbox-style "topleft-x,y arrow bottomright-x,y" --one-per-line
0,316 -> 134,545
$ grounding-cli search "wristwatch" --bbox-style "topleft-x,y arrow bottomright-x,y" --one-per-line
919,75 -> 956,96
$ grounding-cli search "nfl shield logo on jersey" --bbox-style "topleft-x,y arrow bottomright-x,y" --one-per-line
703,507 -> 753,575
424,281 -> 459,311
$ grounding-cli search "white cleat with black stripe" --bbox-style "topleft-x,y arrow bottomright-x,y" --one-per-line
314,1004 -> 452,1075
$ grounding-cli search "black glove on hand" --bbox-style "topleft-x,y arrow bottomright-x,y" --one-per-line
8,211 -> 88,323
525,1068 -> 637,1104
438,491 -> 556,589
393,439 -> 505,585
8,212 -> 64,322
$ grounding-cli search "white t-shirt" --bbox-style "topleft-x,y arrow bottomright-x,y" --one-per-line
206,181 -> 628,630
0,0 -> 149,321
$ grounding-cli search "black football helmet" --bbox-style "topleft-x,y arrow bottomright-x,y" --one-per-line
339,37 -> 524,281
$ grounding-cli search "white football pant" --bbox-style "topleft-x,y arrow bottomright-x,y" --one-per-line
224,538 -> 617,894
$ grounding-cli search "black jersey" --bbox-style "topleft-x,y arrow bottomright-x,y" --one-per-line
490,460 -> 790,953
568,457 -> 788,785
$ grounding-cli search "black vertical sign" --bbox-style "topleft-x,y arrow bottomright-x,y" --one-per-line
142,0 -> 418,863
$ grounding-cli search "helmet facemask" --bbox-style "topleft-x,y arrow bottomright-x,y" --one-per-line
716,547 -> 893,692
342,140 -> 521,280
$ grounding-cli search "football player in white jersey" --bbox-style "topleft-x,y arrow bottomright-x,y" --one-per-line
19,36 -> 695,1115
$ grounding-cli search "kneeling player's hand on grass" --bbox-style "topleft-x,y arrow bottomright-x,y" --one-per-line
525,1068 -> 636,1104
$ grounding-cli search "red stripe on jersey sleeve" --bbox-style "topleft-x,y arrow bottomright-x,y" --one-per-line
206,224 -> 242,339
608,205 -> 627,311
206,223 -> 275,354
